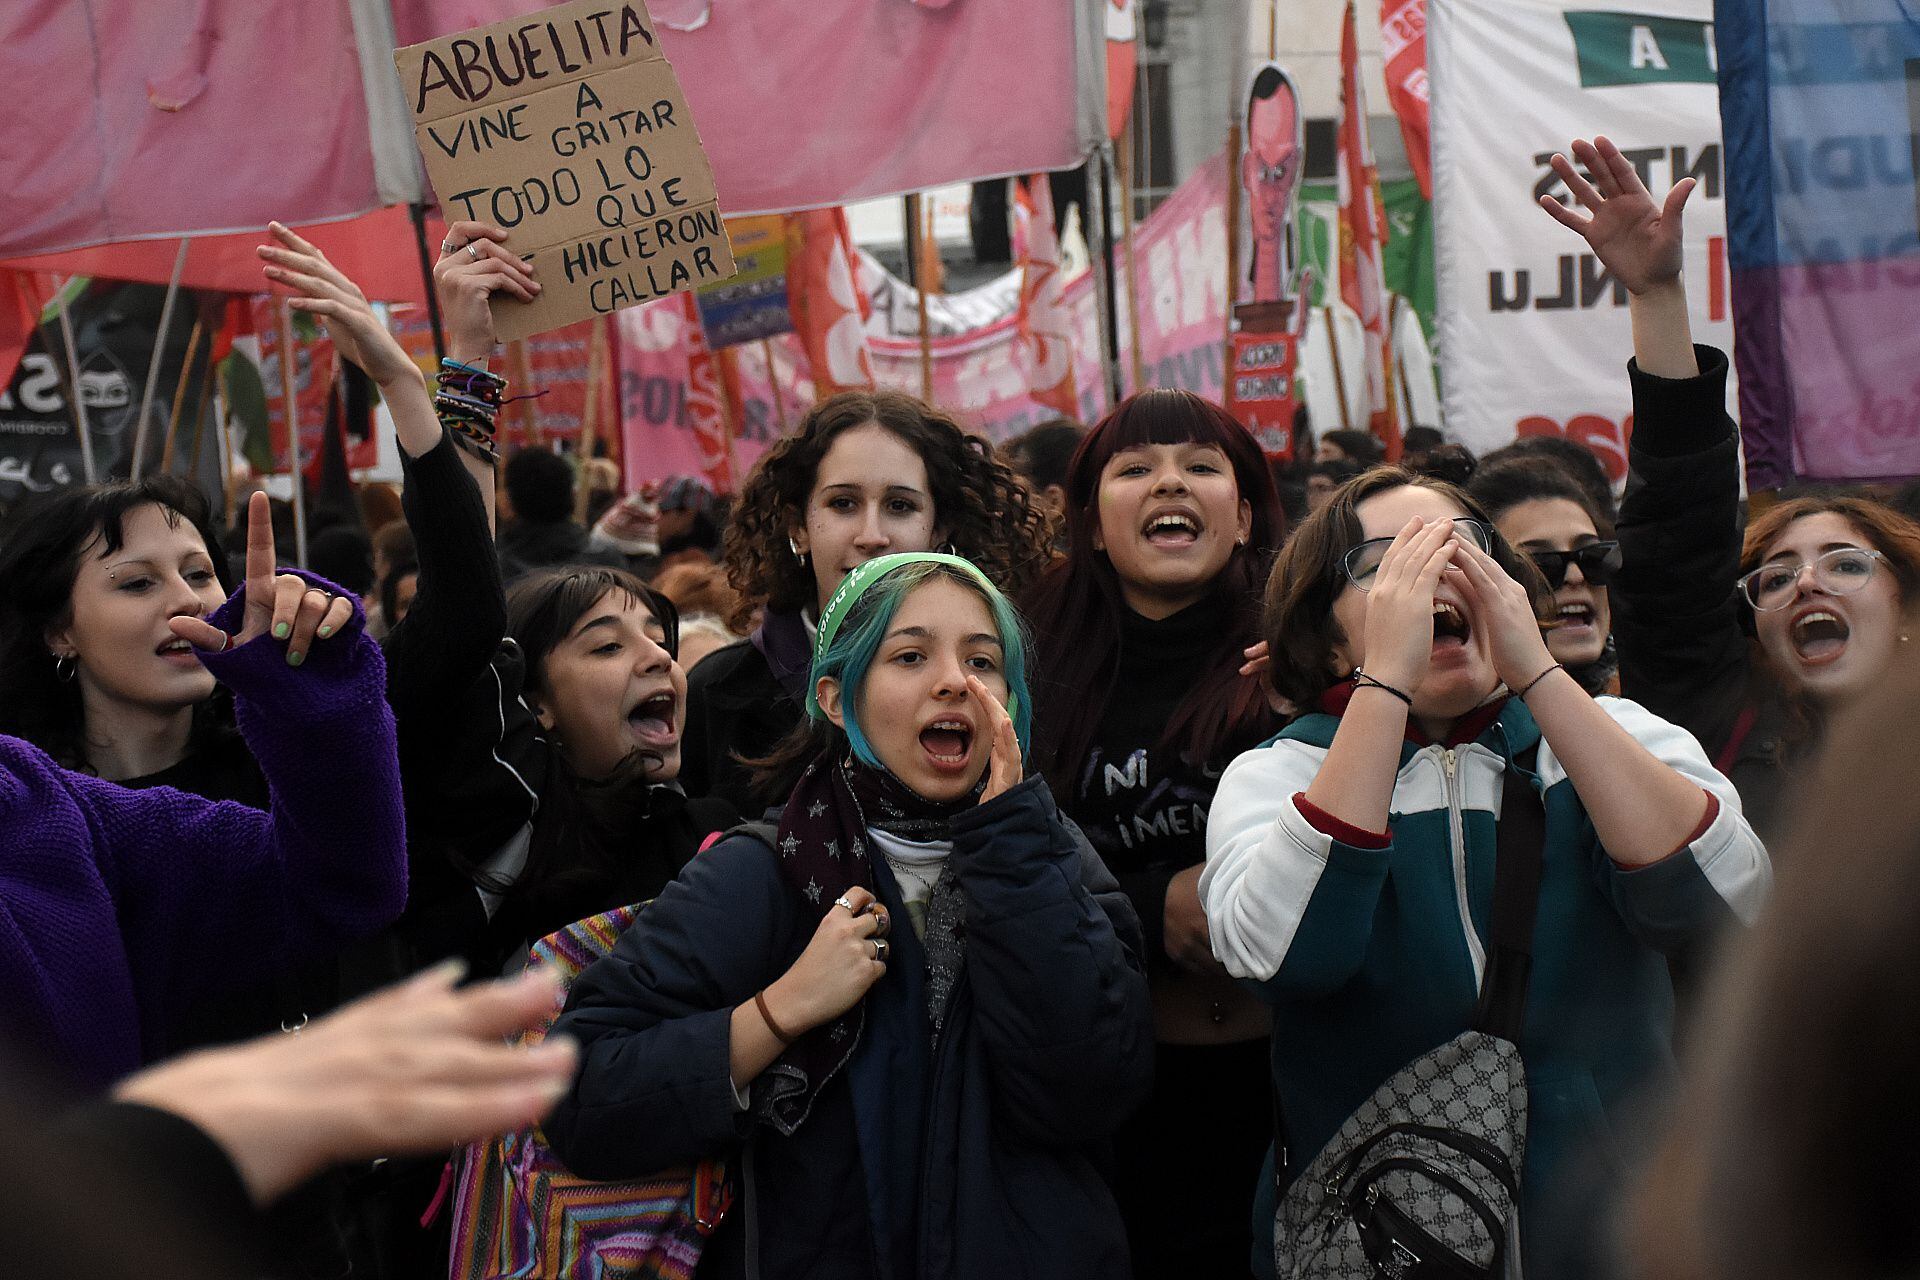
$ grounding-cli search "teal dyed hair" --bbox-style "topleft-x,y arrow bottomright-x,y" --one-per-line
810,561 -> 1032,770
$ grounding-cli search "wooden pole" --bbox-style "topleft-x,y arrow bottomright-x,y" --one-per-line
183,342 -> 217,487
1117,115 -> 1147,393
1322,306 -> 1355,431
213,359 -> 236,525
53,282 -> 98,484
131,238 -> 189,483
906,193 -> 934,401
1087,149 -> 1124,409
512,339 -> 538,448
278,300 -> 309,568
716,345 -> 743,490
761,338 -> 788,433
160,317 -> 205,474
573,318 -> 607,523
1223,122 -> 1243,397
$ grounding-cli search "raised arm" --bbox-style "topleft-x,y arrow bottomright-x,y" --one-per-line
1539,137 -> 1749,741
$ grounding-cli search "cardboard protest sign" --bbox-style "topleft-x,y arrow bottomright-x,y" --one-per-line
396,0 -> 736,342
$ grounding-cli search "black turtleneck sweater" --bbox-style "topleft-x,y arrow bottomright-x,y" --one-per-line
1063,595 -> 1250,960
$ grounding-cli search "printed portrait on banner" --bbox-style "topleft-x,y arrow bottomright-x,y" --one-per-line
1239,61 -> 1304,309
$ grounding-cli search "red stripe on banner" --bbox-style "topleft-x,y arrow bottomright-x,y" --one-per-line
1708,235 -> 1727,324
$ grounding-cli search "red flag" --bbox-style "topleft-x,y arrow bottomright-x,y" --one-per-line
0,271 -> 58,389
1338,1 -> 1397,454
1379,0 -> 1433,201
681,292 -> 735,494
787,209 -> 876,398
1012,176 -> 1079,417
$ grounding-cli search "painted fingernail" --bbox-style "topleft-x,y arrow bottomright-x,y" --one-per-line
287,650 -> 304,666
273,622 -> 291,639
317,625 -> 334,638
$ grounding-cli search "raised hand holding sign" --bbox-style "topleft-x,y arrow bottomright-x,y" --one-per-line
395,0 -> 736,341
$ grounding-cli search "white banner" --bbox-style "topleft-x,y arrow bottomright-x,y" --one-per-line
1430,0 -> 1734,484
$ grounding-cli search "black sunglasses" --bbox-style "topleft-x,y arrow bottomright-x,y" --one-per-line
1527,541 -> 1622,590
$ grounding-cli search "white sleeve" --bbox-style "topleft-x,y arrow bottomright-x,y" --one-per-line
1200,739 -> 1345,981
1546,696 -> 1772,924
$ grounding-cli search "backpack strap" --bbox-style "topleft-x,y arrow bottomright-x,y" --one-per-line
1471,745 -> 1545,1041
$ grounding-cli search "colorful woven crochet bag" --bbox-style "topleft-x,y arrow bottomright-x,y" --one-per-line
447,902 -> 733,1280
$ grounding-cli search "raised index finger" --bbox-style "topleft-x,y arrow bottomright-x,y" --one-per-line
245,490 -> 276,596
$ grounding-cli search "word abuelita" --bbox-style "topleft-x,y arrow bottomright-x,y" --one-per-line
411,4 -> 656,113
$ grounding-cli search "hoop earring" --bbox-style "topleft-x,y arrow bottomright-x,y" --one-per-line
789,536 -> 808,561
53,654 -> 76,683
939,542 -> 956,556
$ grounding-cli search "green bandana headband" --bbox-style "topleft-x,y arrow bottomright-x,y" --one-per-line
804,552 -> 1012,720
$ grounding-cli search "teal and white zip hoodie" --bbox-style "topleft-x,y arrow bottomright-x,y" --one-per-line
1201,691 -> 1769,1274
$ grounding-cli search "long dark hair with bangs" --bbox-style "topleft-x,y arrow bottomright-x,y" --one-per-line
1020,389 -> 1286,788
0,476 -> 236,768
494,565 -> 685,934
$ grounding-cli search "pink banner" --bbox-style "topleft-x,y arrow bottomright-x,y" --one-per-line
9,1 -> 1097,258
618,151 -> 1235,486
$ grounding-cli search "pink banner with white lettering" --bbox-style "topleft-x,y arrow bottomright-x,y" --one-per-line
618,151 -> 1237,486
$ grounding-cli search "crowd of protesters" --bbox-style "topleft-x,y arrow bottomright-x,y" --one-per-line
2,135 -> 1917,1280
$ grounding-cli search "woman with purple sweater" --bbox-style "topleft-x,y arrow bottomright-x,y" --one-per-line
0,492 -> 407,1088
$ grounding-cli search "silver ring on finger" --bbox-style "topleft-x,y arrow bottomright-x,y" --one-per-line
872,938 -> 888,962
466,242 -> 482,260
442,240 -> 463,255
833,895 -> 856,913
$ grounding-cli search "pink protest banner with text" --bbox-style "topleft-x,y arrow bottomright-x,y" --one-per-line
616,152 -> 1240,486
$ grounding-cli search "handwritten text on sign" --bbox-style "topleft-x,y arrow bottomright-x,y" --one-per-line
396,0 -> 735,342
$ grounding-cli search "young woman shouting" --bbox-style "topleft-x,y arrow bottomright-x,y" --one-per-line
545,553 -> 1152,1280
1204,469 -> 1769,1277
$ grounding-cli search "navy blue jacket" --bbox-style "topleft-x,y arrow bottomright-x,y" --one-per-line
545,775 -> 1154,1280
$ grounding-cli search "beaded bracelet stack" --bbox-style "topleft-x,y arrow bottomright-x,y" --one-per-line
434,358 -> 506,464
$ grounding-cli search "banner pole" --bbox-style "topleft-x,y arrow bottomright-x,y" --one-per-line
762,338 -> 789,433
131,238 -> 189,483
905,193 -> 934,400
1117,118 -> 1147,393
278,300 -> 310,567
1087,149 -> 1124,409
160,318 -> 205,474
53,282 -> 98,484
1322,306 -> 1355,431
574,318 -> 606,523
408,204 -> 448,363
183,337 -> 217,486
213,360 -> 236,525
1224,122 -> 1242,400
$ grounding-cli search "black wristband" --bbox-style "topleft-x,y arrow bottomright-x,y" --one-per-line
1351,669 -> 1413,708
1517,663 -> 1564,699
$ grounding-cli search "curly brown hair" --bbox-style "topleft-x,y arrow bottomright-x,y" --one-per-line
720,389 -> 1054,631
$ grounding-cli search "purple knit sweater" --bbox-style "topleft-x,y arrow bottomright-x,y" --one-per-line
0,574 -> 407,1088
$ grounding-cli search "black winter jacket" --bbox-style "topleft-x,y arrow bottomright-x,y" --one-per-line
1614,345 -> 1794,844
545,775 -> 1154,1280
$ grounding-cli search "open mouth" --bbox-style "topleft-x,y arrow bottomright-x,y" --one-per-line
1790,609 -> 1849,664
157,637 -> 199,663
626,691 -> 679,744
1432,600 -> 1471,648
918,717 -> 975,770
1142,511 -> 1201,548
1556,602 -> 1596,630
